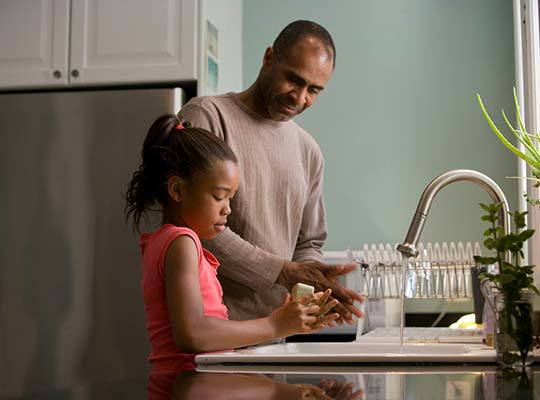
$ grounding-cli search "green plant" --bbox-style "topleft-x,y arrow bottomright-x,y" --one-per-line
474,203 -> 536,295
477,88 -> 540,185
474,202 -> 538,366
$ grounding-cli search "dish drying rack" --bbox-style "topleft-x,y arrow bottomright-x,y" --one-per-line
347,241 -> 482,299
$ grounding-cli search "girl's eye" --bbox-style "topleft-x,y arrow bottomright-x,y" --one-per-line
213,195 -> 224,201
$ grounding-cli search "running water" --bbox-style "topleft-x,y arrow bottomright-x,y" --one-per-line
399,257 -> 410,351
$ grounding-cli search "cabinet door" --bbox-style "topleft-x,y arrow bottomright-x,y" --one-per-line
0,0 -> 70,89
69,0 -> 197,86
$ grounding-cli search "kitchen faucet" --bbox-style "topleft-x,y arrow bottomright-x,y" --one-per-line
397,169 -> 511,259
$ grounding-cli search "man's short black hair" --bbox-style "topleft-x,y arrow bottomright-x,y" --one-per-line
272,20 -> 336,69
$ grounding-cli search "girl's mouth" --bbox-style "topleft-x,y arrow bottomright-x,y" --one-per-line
214,223 -> 226,232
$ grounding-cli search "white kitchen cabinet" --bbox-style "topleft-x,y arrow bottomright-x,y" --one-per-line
69,0 -> 197,86
0,0 -> 197,89
0,0 -> 70,88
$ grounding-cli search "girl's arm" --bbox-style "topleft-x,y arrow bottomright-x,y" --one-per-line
164,235 -> 337,353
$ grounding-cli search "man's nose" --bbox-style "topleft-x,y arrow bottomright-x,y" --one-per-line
289,87 -> 308,108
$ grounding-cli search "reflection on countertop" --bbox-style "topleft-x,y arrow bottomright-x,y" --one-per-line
148,370 -> 361,400
148,367 -> 538,400
3,365 -> 540,399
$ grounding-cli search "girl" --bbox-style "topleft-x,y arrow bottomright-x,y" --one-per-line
125,114 -> 338,372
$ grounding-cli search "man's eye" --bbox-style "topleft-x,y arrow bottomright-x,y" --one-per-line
289,76 -> 302,84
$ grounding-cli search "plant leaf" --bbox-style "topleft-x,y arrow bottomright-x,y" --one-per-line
498,273 -> 516,284
477,94 -> 539,167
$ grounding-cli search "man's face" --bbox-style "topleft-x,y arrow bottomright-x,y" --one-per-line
258,37 -> 334,122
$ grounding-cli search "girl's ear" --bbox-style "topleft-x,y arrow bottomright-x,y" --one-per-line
167,176 -> 184,202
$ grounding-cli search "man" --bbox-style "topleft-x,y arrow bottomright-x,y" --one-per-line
179,20 -> 363,324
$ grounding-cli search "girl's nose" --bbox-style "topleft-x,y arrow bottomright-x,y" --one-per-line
222,204 -> 232,216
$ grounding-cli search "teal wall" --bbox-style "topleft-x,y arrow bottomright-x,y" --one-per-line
243,0 -> 518,252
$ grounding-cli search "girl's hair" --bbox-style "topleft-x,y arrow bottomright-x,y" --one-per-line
125,114 -> 238,231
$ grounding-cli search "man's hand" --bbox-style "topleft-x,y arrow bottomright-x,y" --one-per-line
277,260 -> 364,325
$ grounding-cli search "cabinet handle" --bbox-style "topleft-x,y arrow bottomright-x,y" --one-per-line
53,70 -> 62,79
71,69 -> 80,78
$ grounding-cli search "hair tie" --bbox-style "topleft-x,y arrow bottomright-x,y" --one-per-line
175,123 -> 185,130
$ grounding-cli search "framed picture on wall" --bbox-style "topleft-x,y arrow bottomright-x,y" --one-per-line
206,56 -> 218,93
206,20 -> 218,59
205,20 -> 219,93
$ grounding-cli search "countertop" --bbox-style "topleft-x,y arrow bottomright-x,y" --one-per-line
6,365 -> 539,399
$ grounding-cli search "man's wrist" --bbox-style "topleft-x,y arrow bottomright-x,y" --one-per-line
276,260 -> 296,287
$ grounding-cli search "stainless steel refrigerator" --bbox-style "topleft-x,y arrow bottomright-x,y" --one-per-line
0,87 -> 184,397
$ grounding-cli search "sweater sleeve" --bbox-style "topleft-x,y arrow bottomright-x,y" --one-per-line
292,146 -> 327,263
202,229 -> 284,292
178,99 -> 285,293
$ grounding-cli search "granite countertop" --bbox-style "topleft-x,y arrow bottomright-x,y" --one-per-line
6,365 -> 539,399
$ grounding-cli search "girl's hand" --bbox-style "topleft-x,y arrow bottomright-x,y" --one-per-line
311,289 -> 340,330
269,293 -> 320,337
268,290 -> 339,338
278,261 -> 364,325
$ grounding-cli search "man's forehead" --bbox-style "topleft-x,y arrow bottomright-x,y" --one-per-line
283,36 -> 334,66
279,49 -> 333,84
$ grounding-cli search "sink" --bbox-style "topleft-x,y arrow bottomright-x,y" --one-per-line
254,342 -> 467,355
195,342 -> 496,365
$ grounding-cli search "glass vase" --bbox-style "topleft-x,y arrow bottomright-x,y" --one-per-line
494,290 -> 534,368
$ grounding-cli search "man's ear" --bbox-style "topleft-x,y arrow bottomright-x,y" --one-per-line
167,176 -> 184,202
262,46 -> 274,68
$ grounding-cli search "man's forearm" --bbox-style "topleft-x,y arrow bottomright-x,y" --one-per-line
202,228 -> 285,292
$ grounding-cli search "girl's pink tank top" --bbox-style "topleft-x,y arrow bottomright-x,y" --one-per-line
139,224 -> 228,372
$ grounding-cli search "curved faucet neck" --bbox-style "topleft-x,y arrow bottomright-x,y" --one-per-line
397,169 -> 511,258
